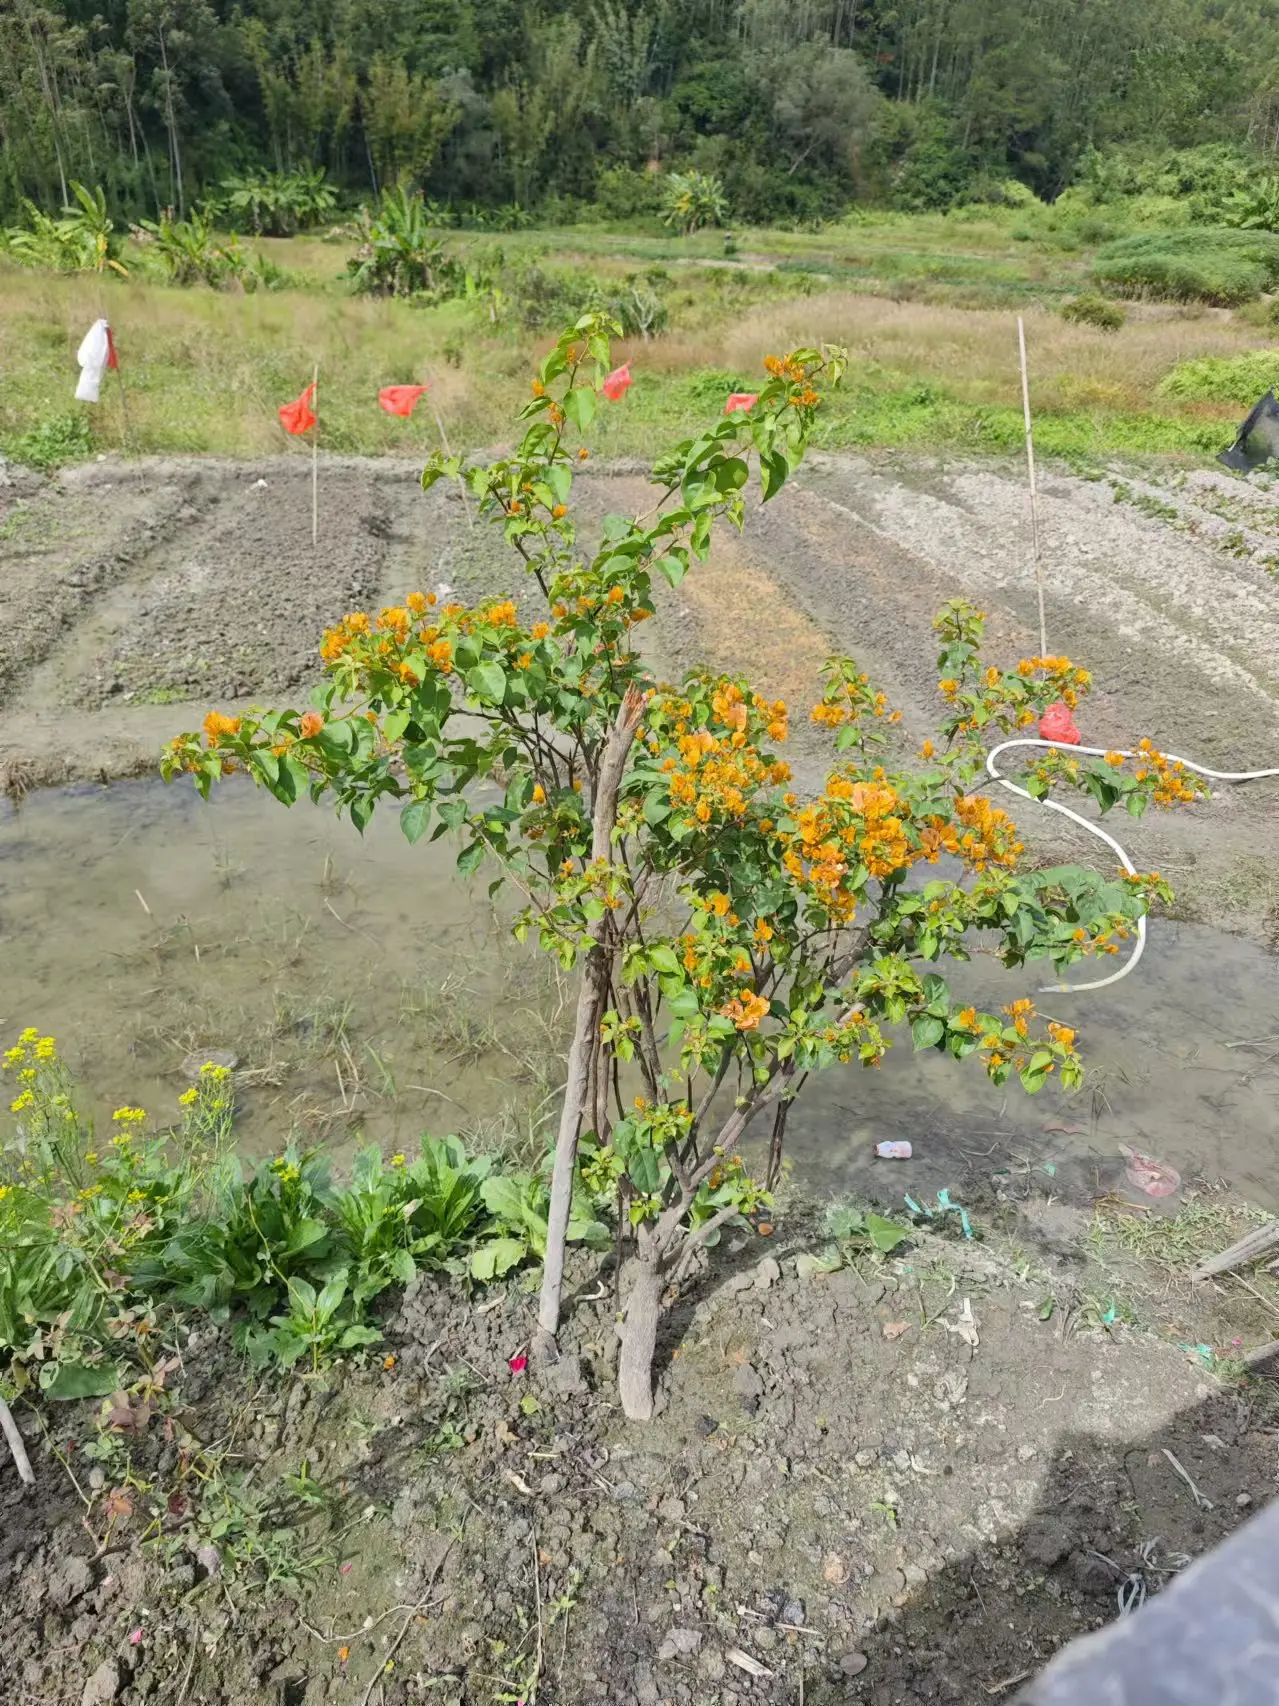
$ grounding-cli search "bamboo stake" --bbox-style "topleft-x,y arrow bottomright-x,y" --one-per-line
430,392 -> 473,530
1017,316 -> 1048,658
0,1395 -> 35,1487
114,357 -> 134,455
311,362 -> 319,548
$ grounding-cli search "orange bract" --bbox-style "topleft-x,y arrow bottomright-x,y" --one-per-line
203,710 -> 241,745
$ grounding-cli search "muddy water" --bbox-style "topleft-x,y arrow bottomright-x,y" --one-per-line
2,781 -> 1277,1211
0,778 -> 565,1159
791,917 -> 1279,1214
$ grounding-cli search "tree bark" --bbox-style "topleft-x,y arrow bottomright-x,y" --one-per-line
617,1254 -> 664,1421
535,688 -> 645,1354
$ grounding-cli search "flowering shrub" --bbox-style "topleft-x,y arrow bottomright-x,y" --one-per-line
163,314 -> 1199,1419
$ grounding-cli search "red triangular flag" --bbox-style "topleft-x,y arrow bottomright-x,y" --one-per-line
279,383 -> 317,436
378,384 -> 429,418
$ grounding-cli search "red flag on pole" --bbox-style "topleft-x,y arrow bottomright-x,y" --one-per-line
279,383 -> 317,436
378,384 -> 429,417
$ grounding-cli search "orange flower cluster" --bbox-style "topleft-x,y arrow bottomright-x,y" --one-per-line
721,990 -> 769,1030
781,774 -> 917,919
952,793 -> 1023,871
1013,654 -> 1092,710
764,354 -> 808,381
810,671 -> 900,732
654,686 -> 791,830
203,710 -> 241,745
1132,738 -> 1201,806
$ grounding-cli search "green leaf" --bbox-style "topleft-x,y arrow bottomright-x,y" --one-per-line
469,661 -> 507,704
283,1218 -> 328,1256
911,1015 -> 945,1050
626,1146 -> 662,1195
562,386 -> 597,430
338,1324 -> 383,1348
457,842 -> 485,878
655,553 -> 687,588
400,799 -> 432,844
315,1272 -> 350,1322
647,944 -> 681,976
866,1214 -> 911,1253
42,1360 -> 120,1400
470,1236 -> 528,1282
388,1248 -> 417,1284
761,450 -> 789,501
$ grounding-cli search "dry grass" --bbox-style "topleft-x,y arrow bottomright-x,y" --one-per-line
708,296 -> 1265,416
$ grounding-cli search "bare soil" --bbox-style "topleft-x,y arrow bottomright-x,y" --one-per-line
3,449 -> 1279,1705
3,1203 -> 1279,1706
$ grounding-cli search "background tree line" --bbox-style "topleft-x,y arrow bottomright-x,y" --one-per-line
4,0 -> 1279,225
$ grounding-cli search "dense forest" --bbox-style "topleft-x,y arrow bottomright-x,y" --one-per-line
5,0 -> 1279,225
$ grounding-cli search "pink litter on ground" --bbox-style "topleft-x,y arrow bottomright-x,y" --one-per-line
1120,1145 -> 1180,1198
875,1141 -> 912,1159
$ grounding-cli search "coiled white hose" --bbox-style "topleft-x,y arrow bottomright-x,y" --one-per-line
985,738 -> 1279,994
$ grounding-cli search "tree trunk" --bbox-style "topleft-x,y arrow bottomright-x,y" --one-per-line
617,1255 -> 664,1422
535,688 -> 645,1355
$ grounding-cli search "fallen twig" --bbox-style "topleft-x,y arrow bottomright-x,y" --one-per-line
1192,1221 -> 1279,1282
726,1647 -> 773,1679
1162,1447 -> 1213,1510
0,1396 -> 34,1486
985,1670 -> 1032,1695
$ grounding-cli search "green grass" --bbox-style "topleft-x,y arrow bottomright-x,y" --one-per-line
1156,350 -> 1279,404
0,211 -> 1268,469
1093,228 -> 1279,305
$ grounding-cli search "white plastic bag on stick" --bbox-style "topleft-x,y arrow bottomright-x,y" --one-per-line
75,319 -> 117,403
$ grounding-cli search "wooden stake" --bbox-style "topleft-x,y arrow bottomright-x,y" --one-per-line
311,363 -> 319,549
1017,316 -> 1048,658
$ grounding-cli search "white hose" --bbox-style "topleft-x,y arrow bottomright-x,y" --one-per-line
985,738 -> 1279,995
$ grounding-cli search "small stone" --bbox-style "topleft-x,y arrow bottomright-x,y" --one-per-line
87,1469 -> 106,1492
82,1659 -> 122,1706
782,1599 -> 805,1627
180,1048 -> 238,1080
699,1649 -> 727,1683
839,1652 -> 869,1678
854,1449 -> 876,1469
539,1474 -> 564,1496
753,1626 -> 778,1651
695,1415 -> 719,1438
657,1628 -> 703,1661
195,1544 -> 222,1579
658,1497 -> 687,1523
1237,1492 -> 1253,1509
613,1481 -> 636,1501
754,1256 -> 781,1290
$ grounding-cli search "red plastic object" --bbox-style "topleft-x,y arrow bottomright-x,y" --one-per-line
1039,701 -> 1081,744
